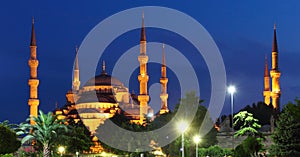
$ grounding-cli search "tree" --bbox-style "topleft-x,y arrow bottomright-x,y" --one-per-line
234,144 -> 249,157
0,120 -> 18,129
0,125 -> 21,155
270,99 -> 300,157
54,125 -> 94,154
198,145 -> 233,157
233,111 -> 263,157
18,110 -> 68,157
234,111 -> 261,137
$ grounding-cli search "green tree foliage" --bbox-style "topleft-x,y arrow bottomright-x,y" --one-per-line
234,136 -> 263,157
0,154 -> 14,157
52,117 -> 94,154
270,99 -> 300,157
198,145 -> 232,157
0,120 -> 18,129
234,144 -> 249,157
54,125 -> 94,154
0,124 -> 21,155
233,111 -> 264,157
17,110 -> 68,157
233,111 -> 261,137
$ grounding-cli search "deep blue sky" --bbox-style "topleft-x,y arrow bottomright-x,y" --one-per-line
1,1 -> 300,123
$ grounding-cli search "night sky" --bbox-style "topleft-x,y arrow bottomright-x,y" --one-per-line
1,1 -> 300,123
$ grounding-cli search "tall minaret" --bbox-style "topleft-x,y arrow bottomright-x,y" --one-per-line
72,47 -> 80,91
270,24 -> 281,109
137,13 -> 149,123
263,55 -> 271,105
160,44 -> 169,114
28,18 -> 39,125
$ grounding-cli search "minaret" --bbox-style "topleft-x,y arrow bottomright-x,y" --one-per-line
137,13 -> 149,123
270,24 -> 281,109
28,18 -> 39,125
160,44 -> 169,114
72,47 -> 80,91
263,55 -> 271,105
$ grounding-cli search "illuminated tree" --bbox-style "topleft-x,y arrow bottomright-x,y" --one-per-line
233,111 -> 261,137
233,111 -> 263,157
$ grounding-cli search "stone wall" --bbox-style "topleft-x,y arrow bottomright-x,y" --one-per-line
217,132 -> 273,149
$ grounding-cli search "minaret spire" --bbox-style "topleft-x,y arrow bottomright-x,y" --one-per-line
160,43 -> 169,114
162,44 -> 166,65
72,46 -> 80,91
75,46 -> 79,70
30,17 -> 36,46
137,13 -> 149,123
272,23 -> 278,53
28,18 -> 39,125
270,23 -> 281,109
140,12 -> 146,42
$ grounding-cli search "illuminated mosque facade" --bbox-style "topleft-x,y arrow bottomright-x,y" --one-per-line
27,16 -> 170,135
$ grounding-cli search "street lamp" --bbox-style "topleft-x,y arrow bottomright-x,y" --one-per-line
58,146 -> 65,156
177,121 -> 188,157
193,135 -> 201,157
76,151 -> 79,157
227,85 -> 236,149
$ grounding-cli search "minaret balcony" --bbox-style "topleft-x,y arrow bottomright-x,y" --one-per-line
270,70 -> 281,77
138,75 -> 149,82
28,99 -> 39,106
138,55 -> 148,64
28,79 -> 39,86
28,59 -> 39,67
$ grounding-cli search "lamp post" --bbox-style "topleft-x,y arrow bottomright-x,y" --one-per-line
58,146 -> 65,157
193,135 -> 201,157
227,85 -> 236,149
177,121 -> 188,157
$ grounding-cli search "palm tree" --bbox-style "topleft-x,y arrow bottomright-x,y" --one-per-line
18,110 -> 68,157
